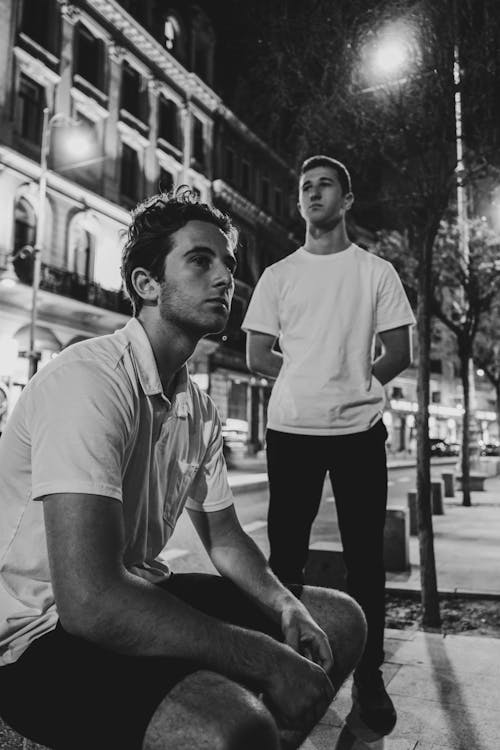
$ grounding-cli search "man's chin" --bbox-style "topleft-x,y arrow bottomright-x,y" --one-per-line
198,312 -> 230,336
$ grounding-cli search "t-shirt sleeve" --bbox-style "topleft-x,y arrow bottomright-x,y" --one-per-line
375,262 -> 416,333
241,267 -> 280,337
185,407 -> 234,513
29,360 -> 133,501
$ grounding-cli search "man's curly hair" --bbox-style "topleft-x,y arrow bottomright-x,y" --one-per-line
121,186 -> 238,316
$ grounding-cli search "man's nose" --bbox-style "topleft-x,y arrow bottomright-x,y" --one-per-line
213,262 -> 233,288
310,185 -> 321,198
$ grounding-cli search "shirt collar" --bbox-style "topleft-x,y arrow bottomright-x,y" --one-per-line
119,318 -> 193,417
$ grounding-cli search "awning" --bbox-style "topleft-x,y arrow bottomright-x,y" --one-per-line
14,324 -> 62,353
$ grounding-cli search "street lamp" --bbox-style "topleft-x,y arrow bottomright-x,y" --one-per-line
28,108 -> 94,379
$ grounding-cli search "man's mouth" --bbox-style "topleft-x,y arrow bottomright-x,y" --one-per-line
207,297 -> 229,310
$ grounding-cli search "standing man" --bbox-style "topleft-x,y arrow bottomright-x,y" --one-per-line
243,156 -> 415,736
0,190 -> 366,750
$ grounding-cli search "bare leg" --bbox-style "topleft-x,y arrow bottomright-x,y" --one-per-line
143,670 -> 280,750
280,586 -> 367,749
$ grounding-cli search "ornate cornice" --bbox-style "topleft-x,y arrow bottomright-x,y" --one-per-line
212,179 -> 290,240
87,0 -> 221,113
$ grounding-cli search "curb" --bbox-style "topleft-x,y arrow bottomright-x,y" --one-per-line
385,584 -> 500,600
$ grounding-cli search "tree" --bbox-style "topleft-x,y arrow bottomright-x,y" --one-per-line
474,300 -> 500,443
207,0 -> 500,626
377,215 -> 500,506
431,216 -> 500,504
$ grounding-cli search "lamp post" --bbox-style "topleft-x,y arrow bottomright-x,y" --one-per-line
28,108 -> 94,379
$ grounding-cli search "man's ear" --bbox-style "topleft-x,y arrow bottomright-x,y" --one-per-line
343,192 -> 354,212
131,267 -> 160,306
297,200 -> 305,220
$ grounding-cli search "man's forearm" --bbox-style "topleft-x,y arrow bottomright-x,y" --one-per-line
68,571 -> 283,691
372,351 -> 410,386
249,350 -> 283,380
208,525 -> 299,622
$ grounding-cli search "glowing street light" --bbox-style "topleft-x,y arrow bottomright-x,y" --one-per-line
28,109 -> 94,379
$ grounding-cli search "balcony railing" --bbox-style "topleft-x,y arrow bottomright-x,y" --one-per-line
40,263 -> 132,315
11,255 -> 132,316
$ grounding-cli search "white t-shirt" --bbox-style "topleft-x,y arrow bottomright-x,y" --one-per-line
0,318 -> 233,665
242,243 -> 416,435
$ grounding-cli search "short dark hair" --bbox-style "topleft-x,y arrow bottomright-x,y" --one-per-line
300,155 -> 352,195
121,187 -> 238,316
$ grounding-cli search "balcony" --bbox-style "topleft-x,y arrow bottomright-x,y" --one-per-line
39,263 -> 132,315
1,256 -> 131,336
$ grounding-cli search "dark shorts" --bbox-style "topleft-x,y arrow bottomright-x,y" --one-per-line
0,574 -> 291,750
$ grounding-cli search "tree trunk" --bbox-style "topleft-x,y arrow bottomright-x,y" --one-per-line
459,343 -> 472,507
416,230 -> 441,627
496,382 -> 500,444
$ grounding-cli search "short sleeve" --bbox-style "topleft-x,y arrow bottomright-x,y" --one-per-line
375,262 -> 416,333
29,360 -> 133,501
185,409 -> 233,513
241,267 -> 280,337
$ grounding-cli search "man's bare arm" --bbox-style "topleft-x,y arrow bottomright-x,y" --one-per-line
372,325 -> 412,386
188,505 -> 333,673
43,493 -> 332,729
246,330 -> 282,380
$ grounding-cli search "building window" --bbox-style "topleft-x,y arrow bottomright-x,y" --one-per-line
431,391 -> 442,404
13,198 -> 36,252
121,61 -> 146,123
430,358 -> 443,375
164,15 -> 182,55
225,148 -> 235,182
17,74 -> 45,145
159,167 -> 174,194
20,0 -> 58,55
261,176 -> 270,210
74,24 -> 104,91
120,143 -> 140,200
274,188 -> 283,218
69,224 -> 94,281
192,117 -> 205,169
194,39 -> 210,81
158,97 -> 181,149
391,386 -> 404,399
241,160 -> 251,194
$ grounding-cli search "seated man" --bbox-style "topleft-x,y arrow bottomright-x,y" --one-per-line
0,191 -> 366,750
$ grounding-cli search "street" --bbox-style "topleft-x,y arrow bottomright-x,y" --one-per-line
161,460 -> 458,576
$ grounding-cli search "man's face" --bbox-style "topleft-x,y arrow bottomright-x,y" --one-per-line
298,166 -> 353,227
158,220 -> 236,336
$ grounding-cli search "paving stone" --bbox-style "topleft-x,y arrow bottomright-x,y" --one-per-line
387,631 -> 500,676
388,662 -> 499,710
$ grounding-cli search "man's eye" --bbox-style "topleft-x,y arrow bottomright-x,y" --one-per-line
192,256 -> 210,268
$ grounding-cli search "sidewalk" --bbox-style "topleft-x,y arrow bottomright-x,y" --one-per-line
1,463 -> 498,750
228,457 -> 500,749
305,626 -> 500,749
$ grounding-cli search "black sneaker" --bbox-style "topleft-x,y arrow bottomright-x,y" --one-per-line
351,670 -> 397,736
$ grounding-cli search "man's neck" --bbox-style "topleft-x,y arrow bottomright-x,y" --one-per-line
137,314 -> 196,396
303,222 -> 351,256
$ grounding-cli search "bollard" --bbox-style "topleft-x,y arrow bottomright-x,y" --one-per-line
383,506 -> 410,572
441,472 -> 455,498
407,490 -> 418,535
305,541 -> 347,590
431,480 -> 445,515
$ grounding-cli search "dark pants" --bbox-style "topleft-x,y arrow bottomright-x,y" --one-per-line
266,419 -> 388,678
0,575 -> 287,750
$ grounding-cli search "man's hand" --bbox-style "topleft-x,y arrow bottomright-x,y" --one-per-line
263,644 -> 334,730
281,600 -> 334,673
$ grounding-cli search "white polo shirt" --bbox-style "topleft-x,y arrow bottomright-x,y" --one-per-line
242,244 -> 416,435
0,318 -> 233,665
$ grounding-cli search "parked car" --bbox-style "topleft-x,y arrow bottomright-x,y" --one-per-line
480,442 -> 500,457
221,418 -> 248,466
429,438 -> 460,457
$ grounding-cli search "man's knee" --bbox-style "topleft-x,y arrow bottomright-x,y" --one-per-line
144,670 -> 279,750
299,586 -> 367,678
